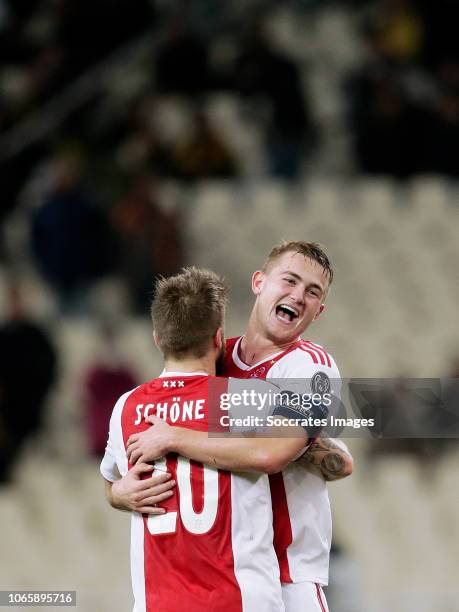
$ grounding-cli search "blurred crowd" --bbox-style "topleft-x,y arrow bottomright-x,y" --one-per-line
1,1 -> 458,314
348,0 -> 459,177
0,1 -> 458,479
0,280 -> 143,483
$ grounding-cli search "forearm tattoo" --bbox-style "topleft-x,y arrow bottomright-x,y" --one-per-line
301,438 -> 349,480
320,452 -> 345,477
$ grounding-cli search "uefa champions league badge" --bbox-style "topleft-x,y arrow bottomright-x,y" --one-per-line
311,372 -> 331,395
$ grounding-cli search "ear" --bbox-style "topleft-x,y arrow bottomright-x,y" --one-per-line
153,330 -> 161,349
214,327 -> 223,351
313,304 -> 326,321
251,270 -> 265,296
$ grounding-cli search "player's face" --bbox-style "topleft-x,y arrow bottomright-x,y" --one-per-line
251,252 -> 329,344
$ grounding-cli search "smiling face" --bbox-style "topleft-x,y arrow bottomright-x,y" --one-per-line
251,251 -> 330,345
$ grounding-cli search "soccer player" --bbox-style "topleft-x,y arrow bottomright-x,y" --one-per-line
101,266 -> 311,612
221,242 -> 352,612
122,242 -> 353,612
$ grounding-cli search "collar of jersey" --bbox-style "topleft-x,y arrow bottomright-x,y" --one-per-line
159,370 -> 210,378
232,336 -> 288,371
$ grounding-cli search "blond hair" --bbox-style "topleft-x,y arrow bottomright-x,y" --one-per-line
151,267 -> 228,358
262,241 -> 333,284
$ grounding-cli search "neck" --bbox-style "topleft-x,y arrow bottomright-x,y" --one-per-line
163,354 -> 216,376
241,309 -> 298,366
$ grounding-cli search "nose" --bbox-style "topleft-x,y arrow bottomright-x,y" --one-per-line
289,285 -> 304,304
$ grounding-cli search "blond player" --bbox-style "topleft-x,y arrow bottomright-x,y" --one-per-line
116,242 -> 353,612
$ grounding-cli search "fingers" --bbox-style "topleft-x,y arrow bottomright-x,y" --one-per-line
126,442 -> 136,461
129,448 -> 143,465
133,483 -> 176,514
127,443 -> 147,464
150,471 -> 172,485
137,506 -> 166,515
133,472 -> 175,493
147,480 -> 176,496
146,415 -> 160,424
141,490 -> 175,506
131,462 -> 154,475
127,434 -> 139,447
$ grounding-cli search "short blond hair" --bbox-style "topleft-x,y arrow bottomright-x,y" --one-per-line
262,241 -> 333,284
151,267 -> 228,359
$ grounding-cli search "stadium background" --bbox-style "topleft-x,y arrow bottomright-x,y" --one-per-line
0,1 -> 458,610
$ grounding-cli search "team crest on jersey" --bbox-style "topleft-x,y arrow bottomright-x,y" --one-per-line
311,371 -> 331,394
250,367 -> 267,378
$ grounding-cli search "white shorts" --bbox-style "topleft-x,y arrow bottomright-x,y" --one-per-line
282,582 -> 329,612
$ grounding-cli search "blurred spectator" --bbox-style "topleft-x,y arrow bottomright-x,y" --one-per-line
0,283 -> 57,483
0,0 -> 155,130
422,60 -> 459,176
30,147 -> 116,314
370,0 -> 424,64
420,0 -> 458,69
156,18 -> 211,96
0,1 -> 42,66
82,322 -> 137,457
232,21 -> 315,179
111,173 -> 184,313
0,142 -> 50,245
171,110 -> 238,181
347,60 -> 426,176
348,0 -> 459,177
114,96 -> 176,177
55,0 -> 155,84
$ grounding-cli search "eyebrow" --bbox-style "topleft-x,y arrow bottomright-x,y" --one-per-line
281,270 -> 302,281
280,271 -> 325,295
308,284 -> 325,296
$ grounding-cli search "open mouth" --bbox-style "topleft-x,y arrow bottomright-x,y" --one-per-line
275,304 -> 299,324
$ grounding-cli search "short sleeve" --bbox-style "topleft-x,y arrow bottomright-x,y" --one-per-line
100,388 -> 136,481
268,347 -> 341,401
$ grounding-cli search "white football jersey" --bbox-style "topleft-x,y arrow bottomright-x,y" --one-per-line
223,337 -> 342,586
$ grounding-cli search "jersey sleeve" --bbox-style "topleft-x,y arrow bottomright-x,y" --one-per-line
226,377 -> 283,433
100,388 -> 136,482
268,347 -> 341,401
268,347 -> 341,448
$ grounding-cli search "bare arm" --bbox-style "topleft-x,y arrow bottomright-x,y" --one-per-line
127,415 -> 308,475
298,437 -> 353,481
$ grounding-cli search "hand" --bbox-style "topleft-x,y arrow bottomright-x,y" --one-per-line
110,462 -> 176,514
127,416 -> 175,464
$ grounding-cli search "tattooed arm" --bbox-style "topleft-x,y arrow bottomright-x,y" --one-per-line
299,438 -> 353,481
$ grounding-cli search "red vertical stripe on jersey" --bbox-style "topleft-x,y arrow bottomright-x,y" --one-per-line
316,584 -> 327,612
303,348 -> 320,364
303,343 -> 326,366
306,342 -> 332,368
269,473 -> 293,584
143,468 -> 243,612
